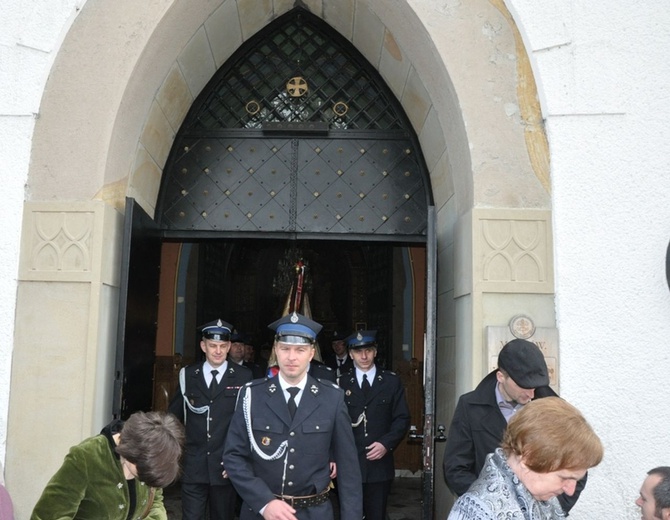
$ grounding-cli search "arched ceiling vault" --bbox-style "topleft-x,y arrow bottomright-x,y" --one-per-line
29,0 -> 549,219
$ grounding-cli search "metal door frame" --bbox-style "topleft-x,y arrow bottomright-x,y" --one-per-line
423,205 -> 437,519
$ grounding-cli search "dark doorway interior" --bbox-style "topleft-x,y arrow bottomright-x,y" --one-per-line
191,239 -> 394,366
130,238 -> 425,473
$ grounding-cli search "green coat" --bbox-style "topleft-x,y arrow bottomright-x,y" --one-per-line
31,433 -> 165,520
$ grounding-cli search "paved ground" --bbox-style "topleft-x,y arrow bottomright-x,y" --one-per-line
163,476 -> 423,519
386,477 -> 423,520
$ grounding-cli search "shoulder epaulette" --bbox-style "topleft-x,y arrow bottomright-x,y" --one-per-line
314,378 -> 341,391
244,378 -> 268,387
229,363 -> 252,374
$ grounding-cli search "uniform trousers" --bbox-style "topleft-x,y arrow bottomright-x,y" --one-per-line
362,479 -> 392,520
181,481 -> 236,520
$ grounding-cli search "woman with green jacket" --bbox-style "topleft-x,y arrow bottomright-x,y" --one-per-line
31,411 -> 184,520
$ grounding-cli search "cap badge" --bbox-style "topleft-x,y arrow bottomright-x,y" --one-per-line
261,437 -> 271,446
290,313 -> 299,323
216,319 -> 223,327
356,332 -> 363,341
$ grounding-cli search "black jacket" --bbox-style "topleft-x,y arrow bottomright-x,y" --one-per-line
309,360 -> 336,382
223,375 -> 363,519
168,361 -> 252,485
338,367 -> 411,483
442,370 -> 586,513
323,353 -> 354,377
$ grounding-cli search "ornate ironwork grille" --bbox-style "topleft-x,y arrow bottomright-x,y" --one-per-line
157,8 -> 431,240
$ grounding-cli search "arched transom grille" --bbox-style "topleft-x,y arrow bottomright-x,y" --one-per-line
184,10 -> 405,131
157,8 -> 431,239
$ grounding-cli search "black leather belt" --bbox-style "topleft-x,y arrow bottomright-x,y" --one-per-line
275,488 -> 330,509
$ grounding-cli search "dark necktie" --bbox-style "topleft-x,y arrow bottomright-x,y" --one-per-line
210,369 -> 219,397
362,373 -> 371,395
287,387 -> 300,419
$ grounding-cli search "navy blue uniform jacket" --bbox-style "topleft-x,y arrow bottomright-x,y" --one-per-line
339,368 -> 410,483
168,362 -> 252,485
223,375 -> 363,519
323,353 -> 354,377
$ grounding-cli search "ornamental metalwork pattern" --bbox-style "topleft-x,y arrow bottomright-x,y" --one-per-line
157,8 -> 430,239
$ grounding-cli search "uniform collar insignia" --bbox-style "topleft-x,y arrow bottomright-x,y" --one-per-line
310,384 -> 319,394
268,383 -> 277,393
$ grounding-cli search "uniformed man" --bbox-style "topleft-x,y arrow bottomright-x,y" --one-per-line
223,312 -> 363,520
168,319 -> 252,520
323,329 -> 354,377
230,331 -> 265,379
339,330 -> 411,520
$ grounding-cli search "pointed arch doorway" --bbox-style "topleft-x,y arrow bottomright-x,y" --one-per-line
115,7 -> 438,518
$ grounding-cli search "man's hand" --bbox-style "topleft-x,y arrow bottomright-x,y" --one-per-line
365,441 -> 388,460
262,499 -> 298,520
329,461 -> 337,479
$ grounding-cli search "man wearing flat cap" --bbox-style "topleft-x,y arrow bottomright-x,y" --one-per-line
442,338 -> 586,514
168,319 -> 252,520
339,330 -> 410,520
223,312 -> 362,520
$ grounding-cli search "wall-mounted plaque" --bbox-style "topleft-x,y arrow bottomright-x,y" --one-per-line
509,314 -> 536,339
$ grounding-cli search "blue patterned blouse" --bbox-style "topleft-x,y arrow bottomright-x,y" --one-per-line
447,448 -> 566,519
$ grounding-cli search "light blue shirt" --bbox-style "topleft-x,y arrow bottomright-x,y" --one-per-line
356,367 -> 377,388
495,382 -> 524,422
203,360 -> 227,386
278,373 -> 307,406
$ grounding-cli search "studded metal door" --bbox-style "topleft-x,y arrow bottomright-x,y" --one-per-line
160,134 -> 426,238
156,7 -> 432,239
